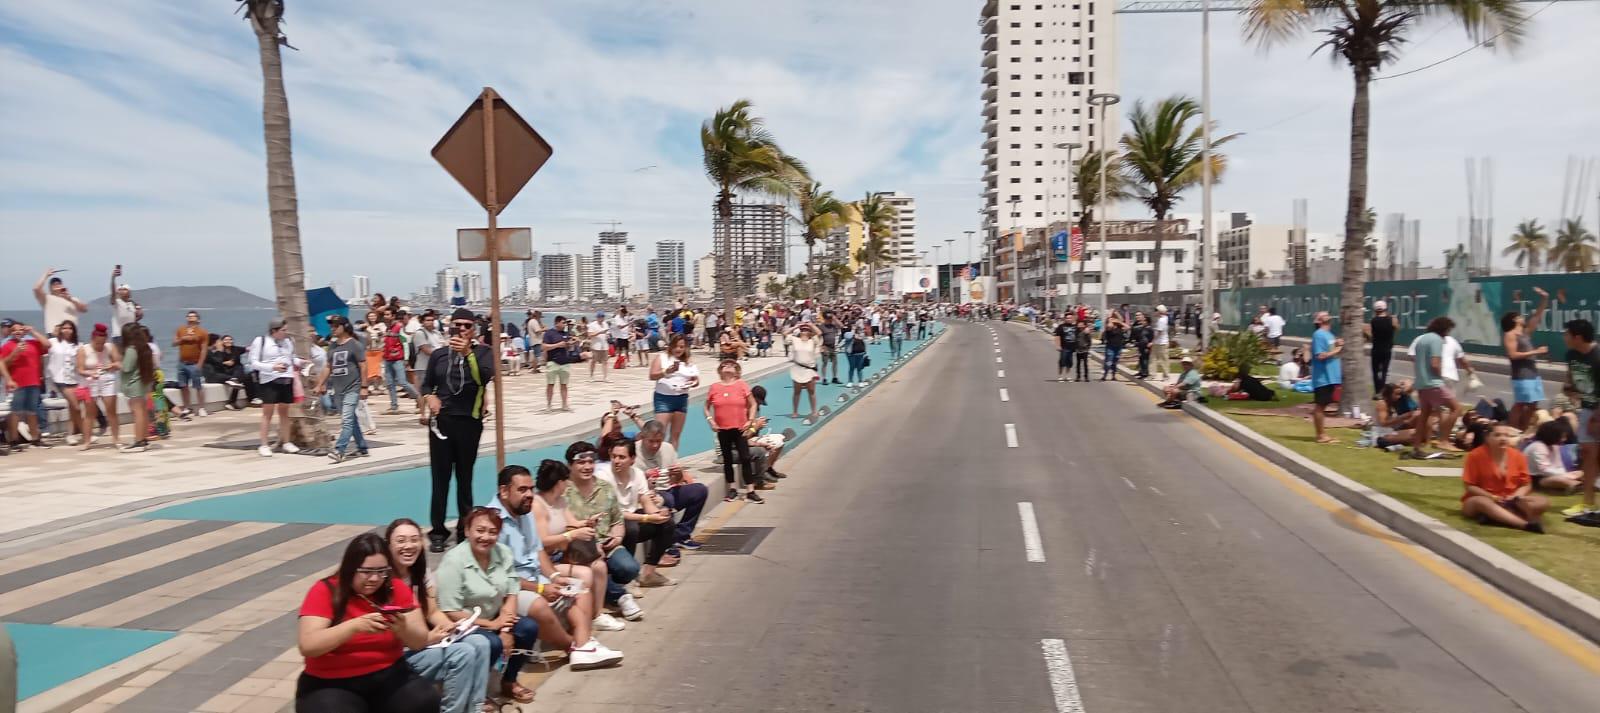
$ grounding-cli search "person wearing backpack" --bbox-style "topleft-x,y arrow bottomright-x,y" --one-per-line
382,315 -> 420,414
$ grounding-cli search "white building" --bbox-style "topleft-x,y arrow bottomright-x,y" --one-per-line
1022,220 -> 1197,305
351,275 -> 370,304
575,255 -> 598,301
693,254 -> 718,298
871,192 -> 919,266
1218,220 -> 1293,288
649,240 -> 686,297
460,271 -> 485,304
712,201 -> 786,297
591,231 -> 637,300
435,267 -> 459,304
539,254 -> 574,301
981,0 -> 1118,303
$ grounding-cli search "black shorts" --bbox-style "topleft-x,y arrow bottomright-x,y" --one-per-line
1313,384 -> 1340,406
613,338 -> 630,351
258,379 -> 294,404
1058,350 -> 1073,368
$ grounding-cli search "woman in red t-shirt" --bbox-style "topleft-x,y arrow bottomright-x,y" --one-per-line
1462,421 -> 1550,533
296,533 -> 439,712
704,359 -> 760,504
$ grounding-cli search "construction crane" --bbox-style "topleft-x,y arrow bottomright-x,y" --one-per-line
592,220 -> 624,234
1117,0 -> 1581,12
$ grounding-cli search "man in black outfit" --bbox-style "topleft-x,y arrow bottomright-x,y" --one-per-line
420,308 -> 496,553
1364,300 -> 1397,392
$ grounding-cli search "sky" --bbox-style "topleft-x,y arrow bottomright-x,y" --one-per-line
1,0 -> 1596,303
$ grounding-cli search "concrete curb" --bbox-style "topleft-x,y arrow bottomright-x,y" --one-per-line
1008,321 -> 1600,645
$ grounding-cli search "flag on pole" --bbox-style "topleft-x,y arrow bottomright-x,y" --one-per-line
451,276 -> 466,306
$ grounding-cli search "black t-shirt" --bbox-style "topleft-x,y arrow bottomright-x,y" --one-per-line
1369,315 -> 1396,351
421,345 -> 495,419
1567,344 -> 1600,409
543,328 -> 576,364
1103,325 -> 1126,349
1054,324 -> 1077,350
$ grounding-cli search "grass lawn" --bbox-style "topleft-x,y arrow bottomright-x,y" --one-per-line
1213,391 -> 1600,600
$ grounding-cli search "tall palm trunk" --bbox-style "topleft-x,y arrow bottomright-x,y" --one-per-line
806,240 -> 817,300
1149,212 -> 1166,310
1076,212 -> 1091,306
1337,67 -> 1373,410
718,190 -> 737,317
250,2 -> 325,446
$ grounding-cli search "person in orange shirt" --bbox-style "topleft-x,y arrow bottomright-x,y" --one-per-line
172,311 -> 210,418
1461,421 -> 1550,533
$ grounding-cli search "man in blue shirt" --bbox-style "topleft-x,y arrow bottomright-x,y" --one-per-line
645,310 -> 662,352
1310,311 -> 1344,444
1408,317 -> 1460,458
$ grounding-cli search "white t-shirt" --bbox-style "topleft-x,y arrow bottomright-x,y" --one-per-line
111,298 -> 137,336
594,462 -> 649,512
1263,314 -> 1285,338
250,337 -> 296,383
41,294 -> 85,332
638,441 -> 680,491
1440,336 -> 1464,381
654,352 -> 699,396
609,316 -> 632,340
587,321 -> 608,351
47,339 -> 80,385
1276,361 -> 1302,387
412,328 -> 445,369
1523,441 -> 1567,478
1154,315 -> 1169,340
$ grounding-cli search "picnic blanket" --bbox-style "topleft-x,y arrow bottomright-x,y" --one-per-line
1229,404 -> 1365,430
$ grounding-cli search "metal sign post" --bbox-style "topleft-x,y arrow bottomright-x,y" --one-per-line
432,87 -> 553,470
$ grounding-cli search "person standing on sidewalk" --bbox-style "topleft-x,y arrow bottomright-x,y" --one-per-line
316,316 -> 369,463
33,268 -> 88,337
1310,311 -> 1344,445
706,359 -> 761,504
1053,315 -> 1077,382
249,319 -> 301,457
1560,319 -> 1600,524
1130,312 -> 1154,380
108,266 -> 137,342
1152,305 -> 1172,381
1409,317 -> 1461,458
1100,314 -> 1126,381
1502,287 -> 1551,431
1262,306 -> 1286,359
382,312 -> 420,414
172,311 -> 210,419
1364,301 -> 1398,392
421,309 -> 496,553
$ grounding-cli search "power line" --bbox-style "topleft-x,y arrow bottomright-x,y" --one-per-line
1374,1 -> 1558,81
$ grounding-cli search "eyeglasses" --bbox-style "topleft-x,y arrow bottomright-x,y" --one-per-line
452,322 -> 476,330
354,566 -> 391,578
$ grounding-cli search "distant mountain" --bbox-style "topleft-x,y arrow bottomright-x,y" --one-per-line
125,285 -> 274,310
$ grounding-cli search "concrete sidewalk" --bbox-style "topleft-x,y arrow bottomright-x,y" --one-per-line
0,349 -> 795,544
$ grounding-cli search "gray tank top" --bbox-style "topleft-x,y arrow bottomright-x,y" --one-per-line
1509,332 -> 1538,380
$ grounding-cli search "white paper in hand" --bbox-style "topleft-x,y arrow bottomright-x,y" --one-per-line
426,606 -> 480,649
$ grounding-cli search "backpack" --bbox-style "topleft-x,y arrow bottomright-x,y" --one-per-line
382,325 -> 405,361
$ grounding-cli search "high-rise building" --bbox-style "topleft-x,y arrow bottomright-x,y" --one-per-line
435,267 -> 459,304
981,0 -> 1118,301
460,271 -> 485,303
576,255 -> 598,300
351,275 -> 370,304
592,231 -> 637,299
539,254 -> 575,301
520,252 -> 539,292
711,201 -> 786,297
872,192 -> 919,266
693,254 -> 718,297
648,240 -> 686,297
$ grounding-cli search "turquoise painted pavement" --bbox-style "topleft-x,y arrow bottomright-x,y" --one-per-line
147,324 -> 943,525
4,623 -> 174,699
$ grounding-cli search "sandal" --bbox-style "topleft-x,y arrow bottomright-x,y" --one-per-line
504,682 -> 536,704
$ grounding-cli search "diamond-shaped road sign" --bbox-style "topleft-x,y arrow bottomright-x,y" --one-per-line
431,88 -> 552,215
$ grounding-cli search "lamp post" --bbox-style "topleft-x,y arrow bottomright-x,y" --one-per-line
1199,0 -> 1216,347
944,238 -> 955,303
1007,197 -> 1021,306
1087,91 -> 1121,318
1048,141 -> 1081,313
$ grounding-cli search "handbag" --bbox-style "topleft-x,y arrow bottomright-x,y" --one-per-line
862,354 -> 871,368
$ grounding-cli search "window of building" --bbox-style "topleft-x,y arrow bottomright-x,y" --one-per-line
1010,126 -> 1020,132
1089,37 -> 1095,50
1010,109 -> 1022,114
1010,91 -> 1021,97
1034,108 -> 1043,114
1035,177 -> 1043,183
1136,251 -> 1148,263
1110,250 -> 1132,259
1172,250 -> 1186,263
1010,57 -> 1020,62
1089,21 -> 1095,32
1035,212 -> 1044,218
1011,39 -> 1021,45
1010,4 -> 1020,8
1068,72 -> 1084,85
1011,160 -> 1022,166
1035,22 -> 1043,27
1010,143 -> 1021,149
1136,272 -> 1148,285
1035,39 -> 1043,45
1072,21 -> 1080,27
1034,91 -> 1043,97
1089,55 -> 1095,67
1073,38 -> 1081,45
1035,194 -> 1044,201
1034,126 -> 1043,131
1034,160 -> 1043,166
1010,74 -> 1022,80
1010,194 -> 1022,201
1011,178 -> 1021,183
1010,22 -> 1021,27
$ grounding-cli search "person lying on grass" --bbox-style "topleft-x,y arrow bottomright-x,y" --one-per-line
1461,421 -> 1549,534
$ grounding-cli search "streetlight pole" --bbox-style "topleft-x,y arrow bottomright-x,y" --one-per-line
1088,91 -> 1121,319
1199,0 -> 1216,347
1008,197 -> 1021,306
1049,141 -> 1081,314
944,238 -> 955,304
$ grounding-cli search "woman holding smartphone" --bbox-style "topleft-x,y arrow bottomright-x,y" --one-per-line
295,533 -> 439,712
434,508 -> 542,704
649,334 -> 699,449
385,519 -> 493,713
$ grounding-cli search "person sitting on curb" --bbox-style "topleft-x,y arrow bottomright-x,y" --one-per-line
1461,421 -> 1548,533
637,420 -> 708,551
561,441 -> 646,622
744,385 -> 789,483
433,508 -> 543,703
596,434 -> 679,586
484,465 -> 623,675
1522,420 -> 1583,495
384,519 -> 494,713
1158,356 -> 1202,409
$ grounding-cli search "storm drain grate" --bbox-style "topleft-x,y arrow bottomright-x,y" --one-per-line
693,526 -> 774,555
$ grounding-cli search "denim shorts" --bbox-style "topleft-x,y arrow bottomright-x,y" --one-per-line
1581,408 -> 1598,445
653,392 -> 688,414
1510,378 -> 1545,405
177,361 -> 204,389
9,385 -> 42,415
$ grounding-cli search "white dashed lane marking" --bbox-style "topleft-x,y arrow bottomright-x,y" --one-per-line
1000,388 -> 1010,402
1018,502 -> 1046,562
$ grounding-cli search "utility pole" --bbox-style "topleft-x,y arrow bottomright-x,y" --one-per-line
1199,0 -> 1215,347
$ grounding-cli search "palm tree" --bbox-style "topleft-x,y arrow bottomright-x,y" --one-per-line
1119,95 -> 1235,311
1502,219 -> 1550,274
798,182 -> 857,297
1443,244 -> 1469,269
763,275 -> 786,299
826,262 -> 855,300
240,0 -> 325,447
701,100 -> 808,316
1071,149 -> 1131,304
1243,0 -> 1526,407
854,192 -> 898,302
1549,219 -> 1599,272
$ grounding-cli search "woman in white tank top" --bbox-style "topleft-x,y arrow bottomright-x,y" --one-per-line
75,323 -> 121,449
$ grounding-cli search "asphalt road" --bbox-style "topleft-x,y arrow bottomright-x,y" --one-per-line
535,318 -> 1600,713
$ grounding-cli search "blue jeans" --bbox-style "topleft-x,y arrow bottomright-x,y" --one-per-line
383,359 -> 417,409
846,352 -> 865,383
333,390 -> 369,455
889,334 -> 902,358
406,635 -> 491,713
470,617 -> 540,684
660,482 -> 709,543
1102,346 -> 1122,377
605,546 -> 641,604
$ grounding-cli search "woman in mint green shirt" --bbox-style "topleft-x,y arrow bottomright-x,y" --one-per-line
435,508 -> 540,705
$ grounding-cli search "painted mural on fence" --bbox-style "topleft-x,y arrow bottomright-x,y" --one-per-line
1219,262 -> 1600,356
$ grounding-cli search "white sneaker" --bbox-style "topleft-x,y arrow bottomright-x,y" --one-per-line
66,434 -> 81,446
249,398 -> 263,406
258,445 -> 273,457
198,408 -> 209,418
616,593 -> 643,621
280,442 -> 301,454
568,638 -> 624,670
592,612 -> 626,631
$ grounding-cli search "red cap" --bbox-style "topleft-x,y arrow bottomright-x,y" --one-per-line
92,323 -> 109,335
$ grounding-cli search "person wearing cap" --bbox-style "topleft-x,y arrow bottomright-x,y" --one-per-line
249,318 -> 303,456
420,308 -> 497,553
108,266 -> 137,342
314,316 -> 369,463
1,320 -> 50,451
76,323 -> 122,449
1262,306 -> 1286,357
34,268 -> 88,336
587,312 -> 610,382
743,385 -> 787,483
1159,355 -> 1203,409
784,322 -> 821,418
1364,300 -> 1398,391
1152,305 -> 1172,380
